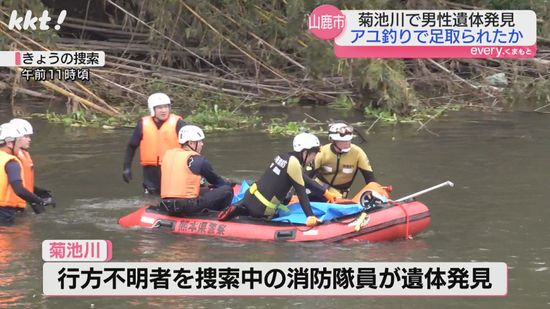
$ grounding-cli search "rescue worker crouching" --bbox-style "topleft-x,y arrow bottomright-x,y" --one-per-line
309,122 -> 389,201
122,92 -> 186,195
159,125 -> 233,216
0,123 -> 55,224
9,118 -> 55,205
218,133 -> 332,227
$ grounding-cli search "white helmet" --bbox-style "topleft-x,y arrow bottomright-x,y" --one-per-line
0,123 -> 23,143
178,125 -> 205,144
147,92 -> 171,116
10,118 -> 33,135
328,122 -> 354,142
293,132 -> 320,152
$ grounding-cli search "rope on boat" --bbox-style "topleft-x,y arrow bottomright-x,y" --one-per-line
397,203 -> 413,240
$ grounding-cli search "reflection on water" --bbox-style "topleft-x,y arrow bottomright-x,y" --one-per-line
0,107 -> 549,308
0,218 -> 45,307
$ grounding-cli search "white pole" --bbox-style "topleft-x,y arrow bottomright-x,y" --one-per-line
395,181 -> 454,202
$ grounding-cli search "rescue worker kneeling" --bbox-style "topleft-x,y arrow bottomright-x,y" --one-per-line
218,133 -> 330,227
160,125 -> 233,216
309,122 -> 389,201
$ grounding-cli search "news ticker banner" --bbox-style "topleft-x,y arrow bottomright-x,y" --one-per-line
308,5 -> 537,58
43,262 -> 507,296
0,51 -> 105,67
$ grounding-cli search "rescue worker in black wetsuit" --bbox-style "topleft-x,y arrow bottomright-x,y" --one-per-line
308,122 -> 389,201
218,133 -> 337,227
159,125 -> 233,216
0,123 -> 55,224
122,93 -> 186,194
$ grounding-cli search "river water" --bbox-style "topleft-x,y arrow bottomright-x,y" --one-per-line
0,103 -> 548,308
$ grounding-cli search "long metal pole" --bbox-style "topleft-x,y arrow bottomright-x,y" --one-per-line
395,181 -> 454,202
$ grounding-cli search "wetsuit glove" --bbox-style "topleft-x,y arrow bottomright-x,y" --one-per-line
323,190 -> 338,203
122,168 -> 132,183
34,187 -> 52,198
306,216 -> 321,227
42,197 -> 56,208
30,201 -> 45,214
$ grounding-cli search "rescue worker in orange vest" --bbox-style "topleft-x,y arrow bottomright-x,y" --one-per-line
9,118 -> 54,204
308,122 -> 389,201
218,133 -> 334,227
159,125 -> 233,216
0,123 -> 54,224
122,93 -> 186,194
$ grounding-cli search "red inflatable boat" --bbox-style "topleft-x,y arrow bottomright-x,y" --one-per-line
118,200 -> 430,243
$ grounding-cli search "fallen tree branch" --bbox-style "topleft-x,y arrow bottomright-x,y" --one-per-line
426,59 -> 481,90
38,79 -> 118,116
0,80 -> 58,100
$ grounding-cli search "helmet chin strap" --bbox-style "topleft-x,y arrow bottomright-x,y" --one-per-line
292,150 -> 307,165
302,150 -> 309,164
7,141 -> 16,155
332,142 -> 350,153
299,149 -> 318,165
187,142 -> 198,152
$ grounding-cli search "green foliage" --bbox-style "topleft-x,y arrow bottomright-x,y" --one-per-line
34,111 -> 137,128
35,103 -> 261,131
185,104 -> 260,131
505,76 -> 550,107
284,97 -> 301,106
531,79 -> 550,106
328,95 -> 354,110
362,60 -> 419,115
364,107 -> 398,123
266,118 -> 323,136
365,104 -> 461,124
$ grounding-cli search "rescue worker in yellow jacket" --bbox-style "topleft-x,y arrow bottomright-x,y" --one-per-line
9,118 -> 54,203
0,123 -> 54,224
122,93 -> 186,194
309,122 -> 388,200
218,133 -> 335,227
159,125 -> 233,216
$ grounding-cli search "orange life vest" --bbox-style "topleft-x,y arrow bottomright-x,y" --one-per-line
139,114 -> 181,166
351,182 -> 391,203
16,150 -> 34,192
160,148 -> 201,199
0,151 -> 27,208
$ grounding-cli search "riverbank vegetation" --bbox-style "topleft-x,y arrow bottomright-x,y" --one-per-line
1,0 -> 548,133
